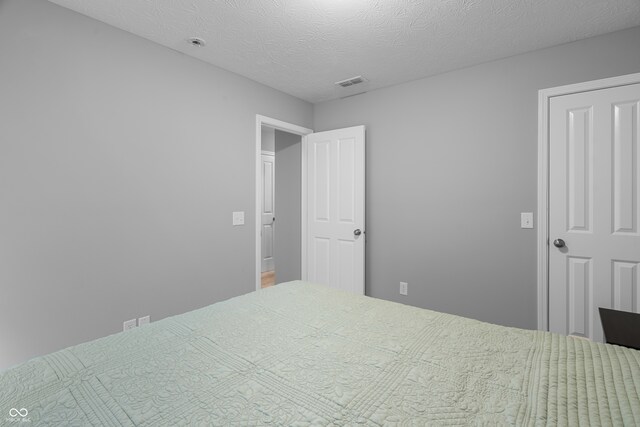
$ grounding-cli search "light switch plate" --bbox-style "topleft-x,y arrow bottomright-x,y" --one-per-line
521,212 -> 534,229
232,211 -> 245,226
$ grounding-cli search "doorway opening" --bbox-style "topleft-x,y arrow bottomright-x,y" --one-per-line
255,116 -> 313,291
259,127 -> 303,288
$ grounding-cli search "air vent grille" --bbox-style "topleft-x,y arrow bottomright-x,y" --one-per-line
335,76 -> 366,88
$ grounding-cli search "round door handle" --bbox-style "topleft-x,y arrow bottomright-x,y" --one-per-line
354,229 -> 362,236
553,238 -> 565,248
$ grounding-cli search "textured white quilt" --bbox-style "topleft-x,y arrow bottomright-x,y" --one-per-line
1,281 -> 639,425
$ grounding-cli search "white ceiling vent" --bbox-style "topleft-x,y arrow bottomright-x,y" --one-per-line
335,76 -> 366,88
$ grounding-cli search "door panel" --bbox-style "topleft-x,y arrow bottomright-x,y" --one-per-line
549,83 -> 640,342
567,256 -> 591,338
312,237 -> 331,285
338,138 -> 356,222
613,101 -> 639,235
313,141 -> 331,221
305,126 -> 365,294
567,107 -> 592,232
612,261 -> 639,311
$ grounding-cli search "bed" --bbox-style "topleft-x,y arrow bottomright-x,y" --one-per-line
1,281 -> 639,426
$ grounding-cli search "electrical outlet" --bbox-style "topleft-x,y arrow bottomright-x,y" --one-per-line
123,319 -> 137,331
138,315 -> 150,326
399,282 -> 408,296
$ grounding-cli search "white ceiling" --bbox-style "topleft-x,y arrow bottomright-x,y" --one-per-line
48,0 -> 640,103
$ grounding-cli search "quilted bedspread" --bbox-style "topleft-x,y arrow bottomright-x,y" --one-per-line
2,281 -> 640,426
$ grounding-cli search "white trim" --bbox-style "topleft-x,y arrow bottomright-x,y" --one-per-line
255,115 -> 313,291
301,135 -> 308,281
261,150 -> 275,157
537,72 -> 640,331
537,87 -> 550,332
257,115 -> 312,135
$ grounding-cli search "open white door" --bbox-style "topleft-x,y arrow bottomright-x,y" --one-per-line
303,126 -> 365,294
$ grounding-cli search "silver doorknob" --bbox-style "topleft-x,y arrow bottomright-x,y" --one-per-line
354,229 -> 362,236
553,238 -> 565,248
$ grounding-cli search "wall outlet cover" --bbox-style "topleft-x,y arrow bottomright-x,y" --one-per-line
123,319 -> 137,331
138,315 -> 150,326
400,282 -> 408,296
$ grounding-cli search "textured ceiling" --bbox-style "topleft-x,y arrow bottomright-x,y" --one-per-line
48,0 -> 640,103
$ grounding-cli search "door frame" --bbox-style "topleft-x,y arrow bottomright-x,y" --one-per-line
536,72 -> 640,331
255,115 -> 313,291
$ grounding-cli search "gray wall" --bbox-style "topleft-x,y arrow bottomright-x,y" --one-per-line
314,26 -> 640,330
261,127 -> 275,153
2,0 -> 639,371
274,130 -> 302,283
0,0 -> 312,370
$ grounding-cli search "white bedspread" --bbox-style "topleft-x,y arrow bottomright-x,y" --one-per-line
2,281 -> 639,425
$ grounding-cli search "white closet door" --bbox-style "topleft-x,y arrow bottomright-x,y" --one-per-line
549,83 -> 640,341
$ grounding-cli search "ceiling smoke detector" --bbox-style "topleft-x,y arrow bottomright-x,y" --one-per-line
335,76 -> 366,88
187,37 -> 206,47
